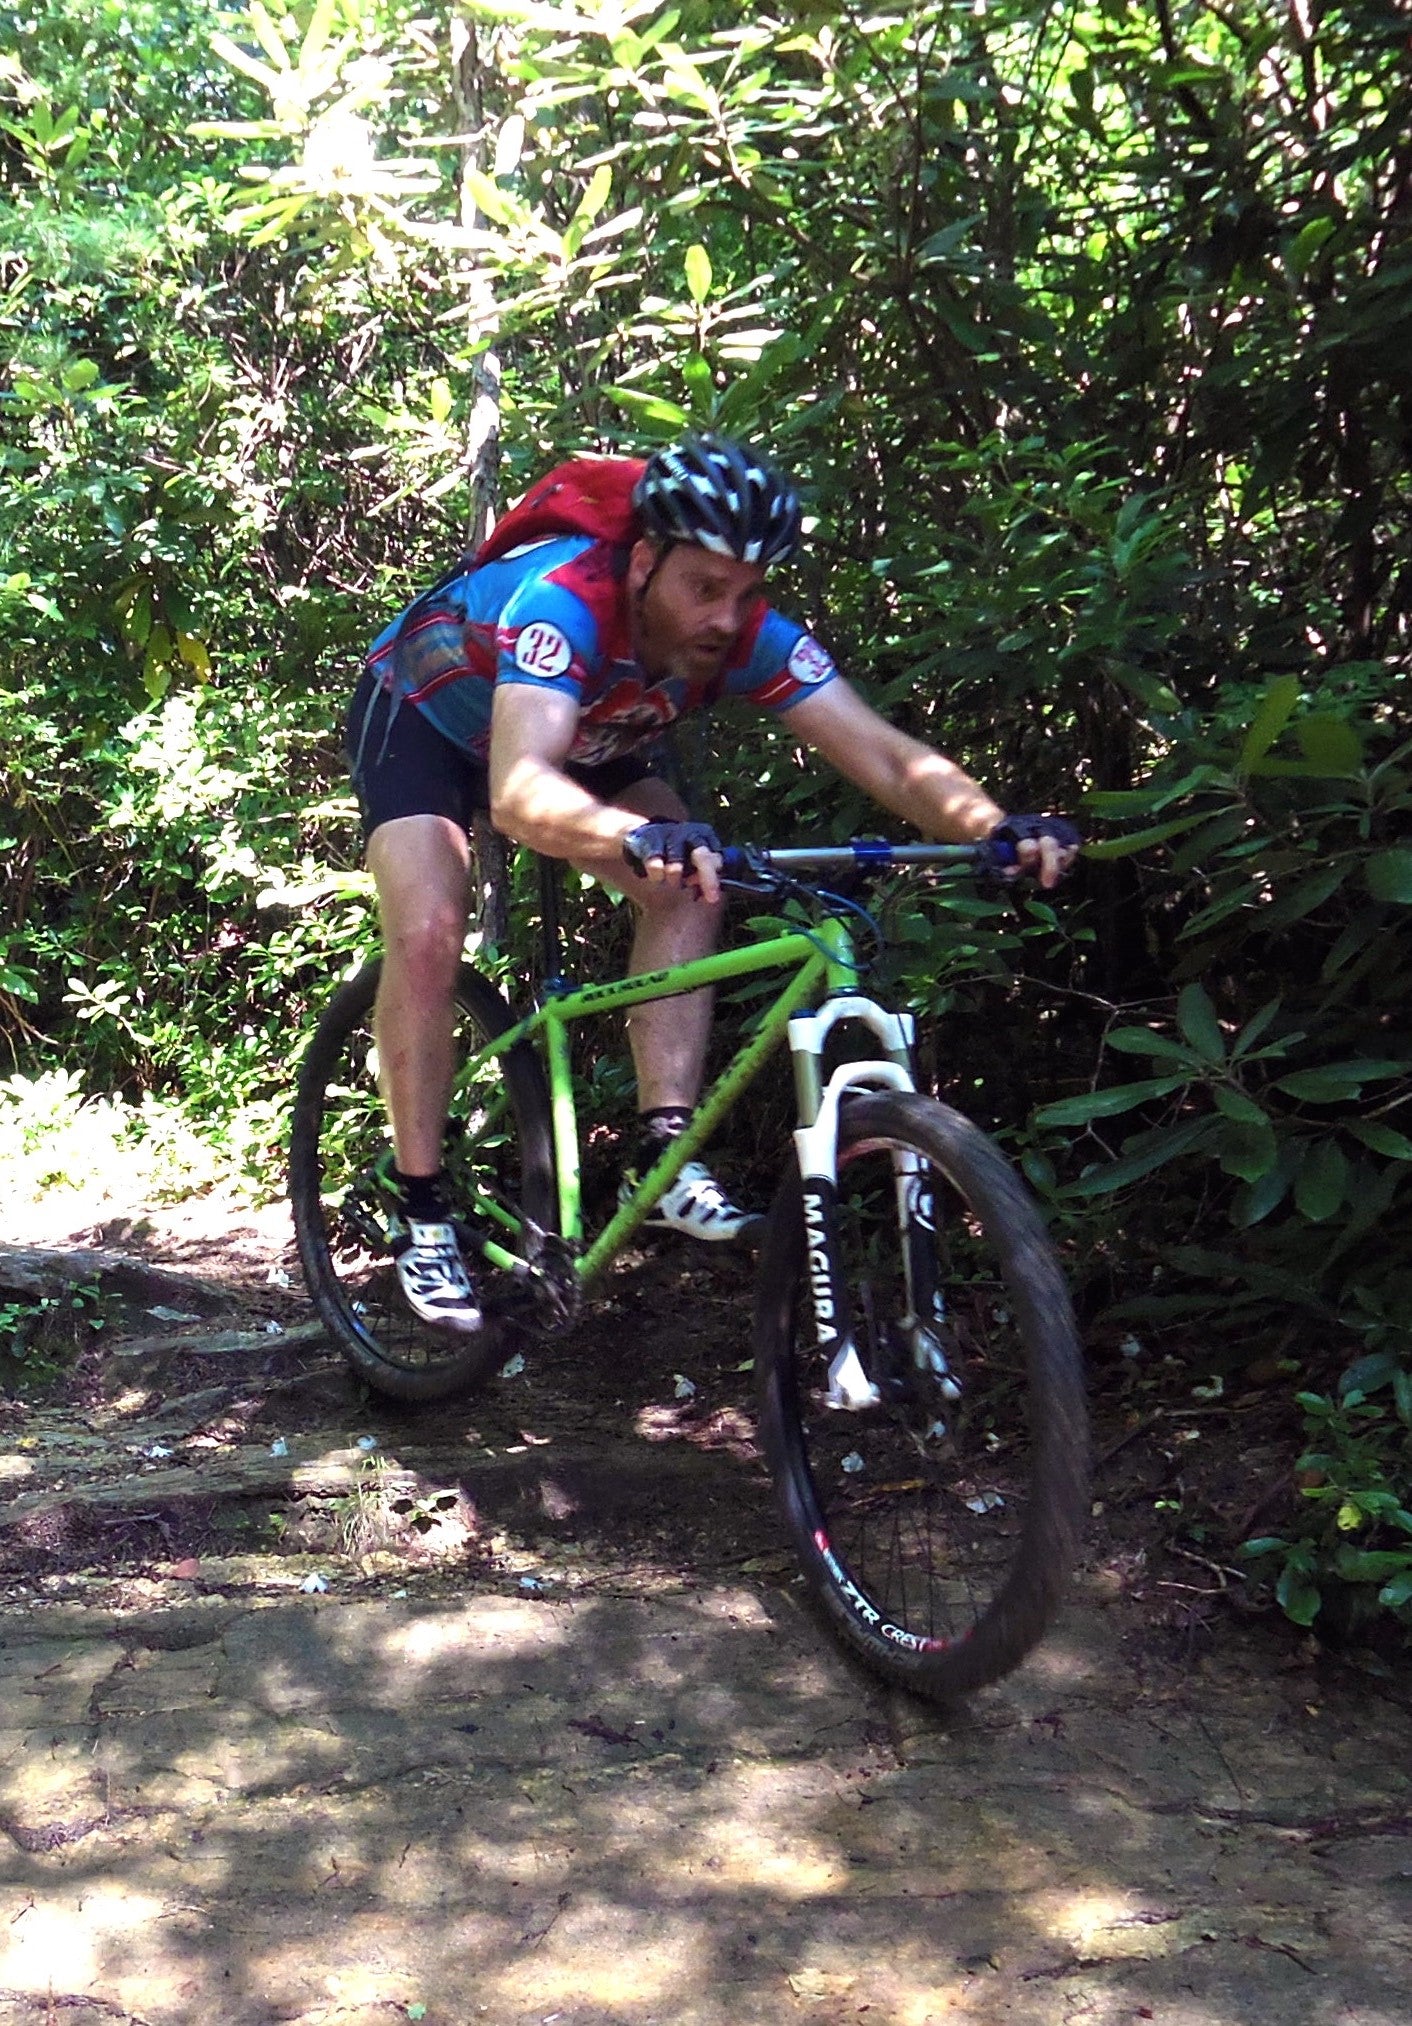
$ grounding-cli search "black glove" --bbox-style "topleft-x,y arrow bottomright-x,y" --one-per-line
985,814 -> 1083,879
622,820 -> 723,879
990,813 -> 1082,850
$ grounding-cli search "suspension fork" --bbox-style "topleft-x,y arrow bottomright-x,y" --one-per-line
787,998 -> 918,1410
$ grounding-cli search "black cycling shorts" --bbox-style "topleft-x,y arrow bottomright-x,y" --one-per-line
345,669 -> 656,843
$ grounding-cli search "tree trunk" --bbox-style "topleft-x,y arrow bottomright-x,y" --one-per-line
451,11 -> 510,947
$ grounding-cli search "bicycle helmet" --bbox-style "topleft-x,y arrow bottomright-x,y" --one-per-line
633,433 -> 802,567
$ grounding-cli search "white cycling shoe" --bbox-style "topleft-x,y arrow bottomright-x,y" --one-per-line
392,1219 -> 483,1333
620,1160 -> 763,1244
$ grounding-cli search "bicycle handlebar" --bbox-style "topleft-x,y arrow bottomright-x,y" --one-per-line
719,839 -> 1017,879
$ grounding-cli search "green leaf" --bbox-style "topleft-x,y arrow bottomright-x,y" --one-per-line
684,242 -> 713,305
428,378 -> 454,424
1294,1138 -> 1349,1223
1106,664 -> 1182,713
1336,1549 -> 1412,1583
1168,808 -> 1253,874
247,2 -> 293,72
1239,1536 -> 1290,1559
494,112 -> 526,181
300,0 -> 338,64
1105,1027 -> 1201,1065
918,216 -> 980,262
1254,861 -> 1349,931
1230,998 -> 1284,1061
1212,1085 -> 1269,1127
1065,1118 -> 1215,1198
463,167 -> 519,228
1238,674 -> 1301,772
1176,982 -> 1225,1064
1366,849 -> 1412,904
1275,1564 -> 1322,1626
1020,1149 -> 1056,1193
1275,1060 -> 1408,1101
564,163 -> 613,256
1346,1121 -> 1412,1160
1286,214 -> 1336,278
1231,1160 -> 1292,1227
210,33 -> 287,92
1033,1076 -> 1187,1127
1083,815 -> 1207,860
1295,713 -> 1363,774
604,386 -> 691,431
1082,768 -> 1223,817
175,634 -> 211,680
1339,1351 -> 1401,1397
1217,1117 -> 1278,1184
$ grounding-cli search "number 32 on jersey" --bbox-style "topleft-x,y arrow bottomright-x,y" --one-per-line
513,622 -> 574,680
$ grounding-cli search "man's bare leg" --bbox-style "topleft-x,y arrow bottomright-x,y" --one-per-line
567,781 -> 757,1239
568,778 -> 722,1113
367,788 -> 717,1170
366,813 -> 473,1176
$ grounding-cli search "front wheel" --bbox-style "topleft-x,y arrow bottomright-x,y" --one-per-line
755,1090 -> 1088,1700
289,959 -> 557,1403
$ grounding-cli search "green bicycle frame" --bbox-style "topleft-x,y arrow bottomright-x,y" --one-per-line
458,912 -> 868,1287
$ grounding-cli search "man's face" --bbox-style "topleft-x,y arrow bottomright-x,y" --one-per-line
628,540 -> 767,682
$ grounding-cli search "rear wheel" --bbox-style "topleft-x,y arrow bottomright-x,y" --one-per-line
755,1090 -> 1087,1700
290,960 -> 556,1402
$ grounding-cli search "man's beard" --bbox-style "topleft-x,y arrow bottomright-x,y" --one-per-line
665,635 -> 731,683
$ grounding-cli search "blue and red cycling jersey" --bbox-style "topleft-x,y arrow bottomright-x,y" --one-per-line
365,535 -> 839,768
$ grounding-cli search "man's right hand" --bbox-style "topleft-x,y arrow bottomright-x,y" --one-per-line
622,821 -> 724,901
988,814 -> 1082,890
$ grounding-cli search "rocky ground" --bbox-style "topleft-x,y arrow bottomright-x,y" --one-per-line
0,1194 -> 1408,2025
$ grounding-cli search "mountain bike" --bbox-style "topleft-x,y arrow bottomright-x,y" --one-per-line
289,840 -> 1088,1699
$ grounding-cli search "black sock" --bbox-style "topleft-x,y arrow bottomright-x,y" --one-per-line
635,1106 -> 692,1165
392,1167 -> 449,1221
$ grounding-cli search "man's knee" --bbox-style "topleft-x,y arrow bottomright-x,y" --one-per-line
380,906 -> 469,990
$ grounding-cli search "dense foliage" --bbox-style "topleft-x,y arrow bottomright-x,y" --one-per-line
2,0 -> 1409,1633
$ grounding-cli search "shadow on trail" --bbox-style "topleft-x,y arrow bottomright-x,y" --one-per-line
1,1569 -> 1409,2026
1,1239 -> 1409,2024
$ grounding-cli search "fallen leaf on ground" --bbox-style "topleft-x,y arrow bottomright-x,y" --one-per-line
788,1969 -> 856,1999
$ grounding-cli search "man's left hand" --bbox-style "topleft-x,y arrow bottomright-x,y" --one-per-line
988,814 -> 1082,891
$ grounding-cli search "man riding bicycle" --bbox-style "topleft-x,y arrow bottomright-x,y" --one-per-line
347,433 -> 1079,1333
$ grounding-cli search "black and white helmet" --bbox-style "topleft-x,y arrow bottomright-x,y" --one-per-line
634,433 -> 802,567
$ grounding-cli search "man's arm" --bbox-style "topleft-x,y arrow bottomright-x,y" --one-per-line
487,685 -> 724,901
488,686 -> 642,861
783,677 -> 1075,889
784,678 -> 1005,840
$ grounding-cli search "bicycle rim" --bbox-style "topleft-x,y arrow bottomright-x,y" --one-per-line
756,1090 -> 1087,1699
290,961 -> 556,1402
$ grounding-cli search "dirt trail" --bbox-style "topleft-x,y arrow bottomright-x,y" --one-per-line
1,1200 -> 1408,2026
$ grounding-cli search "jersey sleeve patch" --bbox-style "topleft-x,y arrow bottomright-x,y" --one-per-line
787,634 -> 836,686
513,620 -> 573,680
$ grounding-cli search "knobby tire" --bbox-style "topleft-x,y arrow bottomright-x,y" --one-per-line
754,1090 -> 1088,1700
290,960 -> 556,1403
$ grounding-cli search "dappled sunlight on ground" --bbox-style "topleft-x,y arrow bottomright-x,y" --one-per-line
0,1576 -> 1407,2025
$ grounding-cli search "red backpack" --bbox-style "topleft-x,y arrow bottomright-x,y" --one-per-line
471,456 -> 648,566
387,457 -> 649,688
